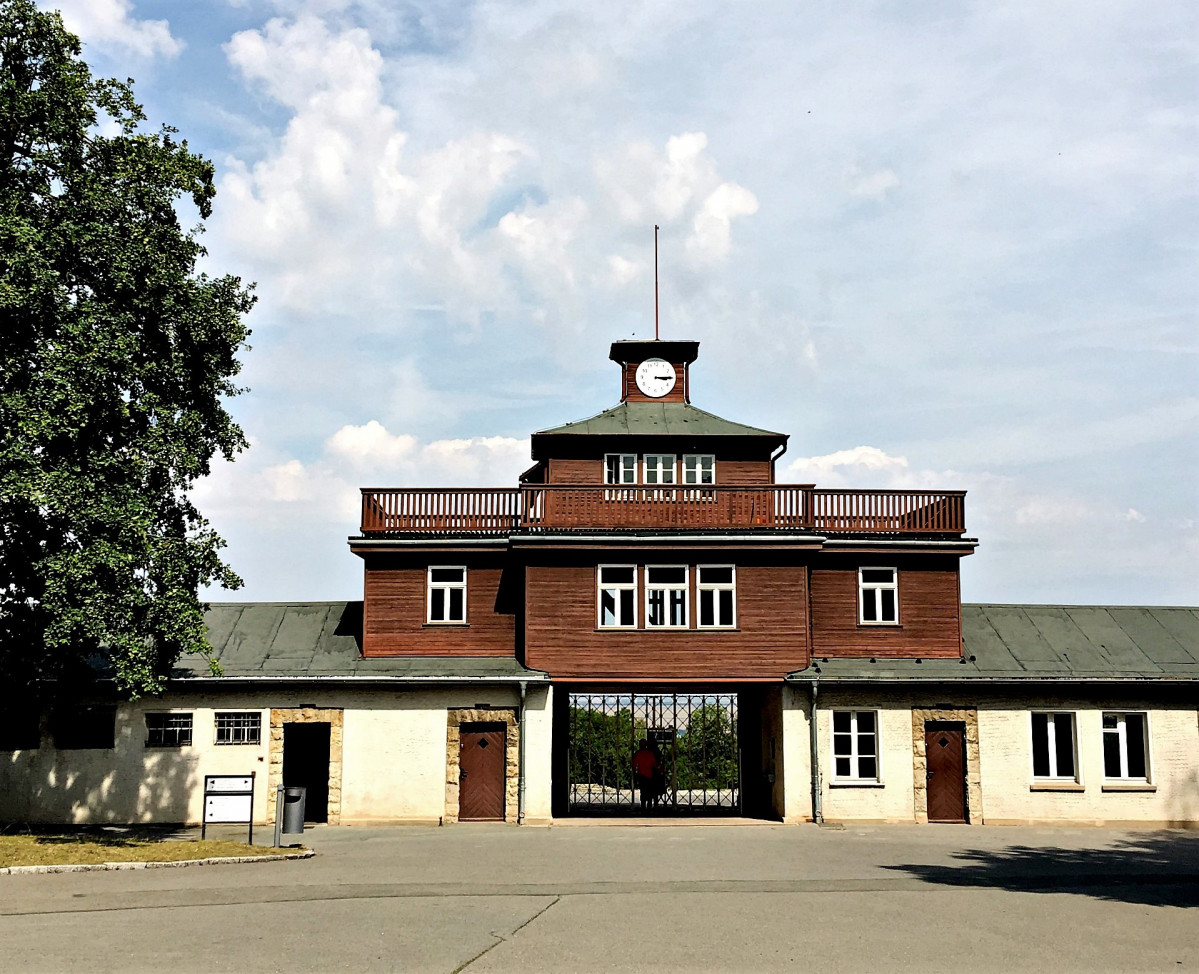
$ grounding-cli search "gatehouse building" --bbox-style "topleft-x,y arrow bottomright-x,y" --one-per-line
2,339 -> 1197,828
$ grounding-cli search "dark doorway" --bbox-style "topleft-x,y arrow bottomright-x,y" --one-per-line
925,721 -> 968,823
459,722 -> 507,821
283,722 -> 330,823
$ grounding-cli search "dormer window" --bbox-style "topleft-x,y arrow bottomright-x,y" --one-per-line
604,454 -> 637,486
682,455 -> 715,486
643,454 -> 677,485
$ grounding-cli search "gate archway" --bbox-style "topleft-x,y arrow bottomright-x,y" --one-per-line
566,692 -> 740,815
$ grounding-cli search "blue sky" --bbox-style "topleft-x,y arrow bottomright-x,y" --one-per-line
52,0 -> 1197,606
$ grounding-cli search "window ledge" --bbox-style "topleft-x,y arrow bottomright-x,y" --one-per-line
829,780 -> 885,788
858,623 -> 903,629
423,622 -> 469,628
1030,781 -> 1085,792
1101,782 -> 1156,793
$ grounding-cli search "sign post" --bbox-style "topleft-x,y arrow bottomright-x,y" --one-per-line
202,773 -> 256,844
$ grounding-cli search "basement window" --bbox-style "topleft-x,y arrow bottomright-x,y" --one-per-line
859,568 -> 898,625
146,712 -> 193,748
598,565 -> 637,628
215,712 -> 262,745
832,710 -> 879,782
1030,712 -> 1078,781
428,566 -> 467,623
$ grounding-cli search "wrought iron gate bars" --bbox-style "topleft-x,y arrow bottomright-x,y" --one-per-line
567,692 -> 741,814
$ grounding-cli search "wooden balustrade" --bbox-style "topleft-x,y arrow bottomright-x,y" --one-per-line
360,488 -> 522,533
361,486 -> 966,535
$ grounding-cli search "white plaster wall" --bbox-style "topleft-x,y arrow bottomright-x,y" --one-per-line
817,690 -> 917,824
522,685 -> 553,823
977,699 -> 1199,827
0,685 -> 542,826
780,685 -> 812,823
339,698 -> 445,823
0,695 -> 270,825
779,688 -> 1199,827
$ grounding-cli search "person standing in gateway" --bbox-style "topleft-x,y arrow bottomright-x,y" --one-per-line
632,739 -> 660,811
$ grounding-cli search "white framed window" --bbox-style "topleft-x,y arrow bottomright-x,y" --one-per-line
1030,712 -> 1078,781
859,567 -> 898,624
642,454 -> 677,486
832,710 -> 879,782
682,455 -> 715,485
598,565 -> 637,628
697,565 -> 736,628
215,712 -> 262,745
604,454 -> 637,485
146,712 -> 193,748
645,565 -> 688,628
427,566 -> 467,623
1102,712 -> 1150,781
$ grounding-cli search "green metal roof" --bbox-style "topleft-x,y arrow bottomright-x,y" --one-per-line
787,604 -> 1199,683
171,602 -> 547,683
534,401 -> 787,440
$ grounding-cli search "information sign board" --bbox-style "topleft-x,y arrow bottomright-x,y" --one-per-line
202,772 -> 255,842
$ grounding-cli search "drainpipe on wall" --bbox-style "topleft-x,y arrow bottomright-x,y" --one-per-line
809,680 -> 823,825
517,681 -> 528,824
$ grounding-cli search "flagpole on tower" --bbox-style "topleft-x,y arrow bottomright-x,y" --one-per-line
654,225 -> 660,341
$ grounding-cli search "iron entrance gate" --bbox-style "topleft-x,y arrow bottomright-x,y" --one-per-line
567,692 -> 740,813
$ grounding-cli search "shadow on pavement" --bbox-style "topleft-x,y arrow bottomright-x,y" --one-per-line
885,830 -> 1199,907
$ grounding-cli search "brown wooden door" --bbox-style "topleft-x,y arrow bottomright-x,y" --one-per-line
460,723 -> 506,821
925,723 -> 967,823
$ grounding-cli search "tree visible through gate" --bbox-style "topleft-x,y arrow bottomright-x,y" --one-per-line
567,693 -> 740,814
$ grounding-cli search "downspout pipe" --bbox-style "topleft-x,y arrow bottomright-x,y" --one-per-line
809,678 -> 823,825
517,681 -> 528,824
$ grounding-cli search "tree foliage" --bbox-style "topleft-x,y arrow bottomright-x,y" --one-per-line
567,705 -> 639,789
675,703 -> 738,790
0,1 -> 253,698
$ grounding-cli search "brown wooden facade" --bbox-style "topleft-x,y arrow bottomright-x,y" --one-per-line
351,339 -> 976,680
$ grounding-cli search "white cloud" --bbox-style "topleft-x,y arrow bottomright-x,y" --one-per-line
785,446 -> 957,490
848,166 -> 900,202
49,0 -> 182,58
215,16 -> 759,336
195,421 -> 532,531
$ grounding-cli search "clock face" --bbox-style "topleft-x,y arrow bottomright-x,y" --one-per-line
635,358 -> 677,398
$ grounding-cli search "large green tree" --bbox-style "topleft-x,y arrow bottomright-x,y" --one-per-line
0,1 -> 253,698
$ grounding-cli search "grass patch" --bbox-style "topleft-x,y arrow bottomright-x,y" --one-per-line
0,834 -> 301,868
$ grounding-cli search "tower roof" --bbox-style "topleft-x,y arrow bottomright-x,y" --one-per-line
531,401 -> 787,460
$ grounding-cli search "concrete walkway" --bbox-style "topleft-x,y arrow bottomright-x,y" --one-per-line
1,823 -> 1196,973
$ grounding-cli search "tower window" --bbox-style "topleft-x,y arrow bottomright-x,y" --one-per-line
645,566 -> 688,628
428,566 -> 467,623
598,565 -> 637,628
859,568 -> 898,624
697,565 -> 736,628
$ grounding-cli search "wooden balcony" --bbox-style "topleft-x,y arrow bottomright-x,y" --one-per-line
360,486 -> 967,536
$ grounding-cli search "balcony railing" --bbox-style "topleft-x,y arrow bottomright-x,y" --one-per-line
360,486 -> 966,536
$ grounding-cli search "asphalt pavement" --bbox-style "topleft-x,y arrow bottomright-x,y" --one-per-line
1,822 -> 1196,973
